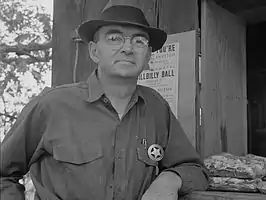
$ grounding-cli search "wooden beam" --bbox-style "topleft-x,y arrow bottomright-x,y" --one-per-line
213,0 -> 266,14
181,191 -> 266,200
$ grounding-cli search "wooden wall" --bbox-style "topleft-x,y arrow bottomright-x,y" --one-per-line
200,0 -> 247,157
52,0 -> 108,86
52,0 -> 200,145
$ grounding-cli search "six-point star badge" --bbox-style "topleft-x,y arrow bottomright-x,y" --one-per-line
147,144 -> 164,162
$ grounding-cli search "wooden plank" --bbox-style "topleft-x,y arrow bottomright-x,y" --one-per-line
181,191 -> 266,200
200,0 -> 247,157
52,0 -> 85,86
160,0 -> 198,33
75,0 -> 109,83
52,0 -> 109,86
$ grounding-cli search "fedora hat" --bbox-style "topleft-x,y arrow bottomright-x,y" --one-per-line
78,5 -> 167,52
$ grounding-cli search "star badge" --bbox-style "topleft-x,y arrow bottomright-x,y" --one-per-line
147,144 -> 164,162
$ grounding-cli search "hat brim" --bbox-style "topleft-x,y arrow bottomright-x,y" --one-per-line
78,20 -> 167,52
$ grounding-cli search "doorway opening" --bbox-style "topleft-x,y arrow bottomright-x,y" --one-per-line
247,21 -> 266,156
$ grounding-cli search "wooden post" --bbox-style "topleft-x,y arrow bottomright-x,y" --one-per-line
52,0 -> 108,86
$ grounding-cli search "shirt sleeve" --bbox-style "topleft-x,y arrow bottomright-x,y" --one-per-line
0,94 -> 47,200
160,106 -> 209,195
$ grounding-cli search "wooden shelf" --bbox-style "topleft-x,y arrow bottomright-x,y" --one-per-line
181,191 -> 266,200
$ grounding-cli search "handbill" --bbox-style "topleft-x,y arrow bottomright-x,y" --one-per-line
138,42 -> 179,117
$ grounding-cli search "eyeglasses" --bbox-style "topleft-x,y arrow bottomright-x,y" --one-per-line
104,33 -> 149,49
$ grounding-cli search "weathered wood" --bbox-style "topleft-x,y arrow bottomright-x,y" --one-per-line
213,0 -> 266,24
52,0 -> 85,86
181,191 -> 266,200
160,0 -> 198,33
200,0 -> 247,157
75,0 -> 108,83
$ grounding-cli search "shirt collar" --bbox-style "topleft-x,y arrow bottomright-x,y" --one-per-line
86,70 -> 105,103
86,69 -> 146,104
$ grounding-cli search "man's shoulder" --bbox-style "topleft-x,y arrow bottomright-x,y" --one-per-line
36,81 -> 88,103
138,85 -> 168,107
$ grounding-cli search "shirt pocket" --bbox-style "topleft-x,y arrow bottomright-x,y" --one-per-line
136,146 -> 158,186
53,142 -> 103,165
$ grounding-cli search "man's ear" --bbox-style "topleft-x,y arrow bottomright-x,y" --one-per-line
88,41 -> 99,63
144,47 -> 152,70
147,46 -> 152,60
146,46 -> 152,63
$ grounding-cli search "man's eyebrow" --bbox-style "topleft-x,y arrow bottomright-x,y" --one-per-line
132,33 -> 149,39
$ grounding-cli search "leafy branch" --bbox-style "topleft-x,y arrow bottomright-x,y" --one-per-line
0,40 -> 52,64
0,0 -> 53,137
0,40 -> 52,53
0,112 -> 17,120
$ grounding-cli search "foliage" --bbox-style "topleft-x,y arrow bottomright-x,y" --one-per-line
0,0 -> 52,137
0,1 -> 52,199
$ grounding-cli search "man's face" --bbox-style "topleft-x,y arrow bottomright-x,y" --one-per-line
89,25 -> 152,79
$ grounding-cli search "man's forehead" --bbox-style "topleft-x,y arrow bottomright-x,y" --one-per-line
98,25 -> 149,36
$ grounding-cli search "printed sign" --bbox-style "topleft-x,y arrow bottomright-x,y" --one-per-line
138,42 -> 179,117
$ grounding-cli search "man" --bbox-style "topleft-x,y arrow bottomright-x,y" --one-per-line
0,4 -> 209,200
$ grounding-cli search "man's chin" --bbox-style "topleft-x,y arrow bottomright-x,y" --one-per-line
112,71 -> 141,79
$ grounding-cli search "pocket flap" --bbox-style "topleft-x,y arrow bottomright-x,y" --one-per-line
136,147 -> 157,166
53,142 -> 103,165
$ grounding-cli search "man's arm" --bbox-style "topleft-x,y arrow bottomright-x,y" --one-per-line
0,95 -> 46,200
160,108 -> 209,195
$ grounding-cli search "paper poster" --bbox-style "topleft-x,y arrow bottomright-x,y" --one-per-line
138,42 -> 179,117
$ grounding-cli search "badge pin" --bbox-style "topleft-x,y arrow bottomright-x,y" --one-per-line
141,138 -> 147,149
147,144 -> 164,162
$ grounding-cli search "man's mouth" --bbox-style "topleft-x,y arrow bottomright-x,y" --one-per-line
116,60 -> 135,64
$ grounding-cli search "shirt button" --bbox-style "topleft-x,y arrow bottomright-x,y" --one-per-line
117,187 -> 122,193
103,97 -> 109,103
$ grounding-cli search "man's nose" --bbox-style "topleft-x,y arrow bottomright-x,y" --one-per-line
121,38 -> 133,52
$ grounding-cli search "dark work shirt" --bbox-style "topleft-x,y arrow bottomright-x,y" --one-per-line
0,70 -> 208,200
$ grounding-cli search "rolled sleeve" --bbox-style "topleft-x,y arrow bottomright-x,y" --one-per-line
166,164 -> 209,195
160,105 -> 209,195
